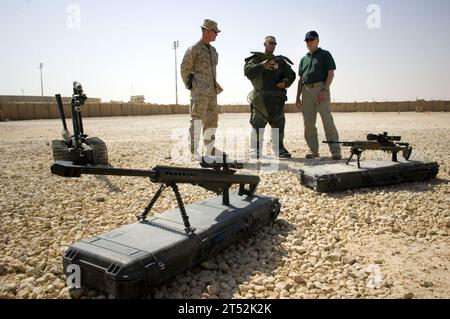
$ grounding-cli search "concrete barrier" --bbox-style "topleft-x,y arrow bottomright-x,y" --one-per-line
34,103 -> 50,119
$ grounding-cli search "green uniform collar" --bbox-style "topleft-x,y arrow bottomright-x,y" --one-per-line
245,51 -> 294,65
307,47 -> 323,56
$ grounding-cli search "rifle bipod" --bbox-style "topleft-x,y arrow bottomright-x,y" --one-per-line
347,147 -> 363,168
137,182 -> 196,234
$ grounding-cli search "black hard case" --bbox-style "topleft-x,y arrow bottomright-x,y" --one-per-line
63,193 -> 280,298
299,160 -> 439,193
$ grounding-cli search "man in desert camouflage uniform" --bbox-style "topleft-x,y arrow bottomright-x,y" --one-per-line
181,19 -> 223,158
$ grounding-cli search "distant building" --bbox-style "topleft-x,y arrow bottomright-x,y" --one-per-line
130,95 -> 145,103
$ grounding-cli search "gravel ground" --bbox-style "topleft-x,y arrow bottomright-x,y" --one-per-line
0,112 -> 449,299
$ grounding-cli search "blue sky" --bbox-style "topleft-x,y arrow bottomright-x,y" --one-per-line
1,0 -> 449,104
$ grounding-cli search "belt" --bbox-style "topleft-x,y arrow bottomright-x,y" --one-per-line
260,90 -> 287,97
303,82 -> 324,88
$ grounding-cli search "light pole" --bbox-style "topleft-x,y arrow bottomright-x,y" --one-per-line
39,62 -> 44,96
173,40 -> 179,105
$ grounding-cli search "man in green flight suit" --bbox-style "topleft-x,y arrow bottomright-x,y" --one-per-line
244,36 -> 296,159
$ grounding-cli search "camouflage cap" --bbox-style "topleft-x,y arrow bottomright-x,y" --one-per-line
265,36 -> 277,44
201,19 -> 221,33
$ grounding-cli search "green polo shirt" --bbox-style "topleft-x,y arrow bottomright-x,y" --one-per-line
298,48 -> 336,84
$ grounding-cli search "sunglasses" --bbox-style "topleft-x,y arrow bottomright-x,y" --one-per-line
268,41 -> 277,45
306,38 -> 317,43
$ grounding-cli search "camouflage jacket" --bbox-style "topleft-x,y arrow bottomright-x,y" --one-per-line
181,41 -> 223,98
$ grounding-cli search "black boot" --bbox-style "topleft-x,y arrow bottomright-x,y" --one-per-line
277,132 -> 291,159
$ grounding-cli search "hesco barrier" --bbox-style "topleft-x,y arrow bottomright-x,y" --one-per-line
132,104 -> 142,116
33,103 -> 50,119
0,100 -> 448,121
0,95 -> 101,104
100,103 -> 113,117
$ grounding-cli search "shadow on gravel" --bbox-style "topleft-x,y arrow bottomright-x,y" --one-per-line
275,157 -> 346,175
94,175 -> 122,193
324,178 -> 449,199
148,218 -> 296,299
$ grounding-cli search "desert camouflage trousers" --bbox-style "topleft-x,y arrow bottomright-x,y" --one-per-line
189,94 -> 219,155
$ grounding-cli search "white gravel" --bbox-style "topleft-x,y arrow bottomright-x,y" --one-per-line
0,112 -> 449,299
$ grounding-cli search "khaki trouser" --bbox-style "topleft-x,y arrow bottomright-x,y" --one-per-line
301,82 -> 341,155
189,94 -> 219,155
